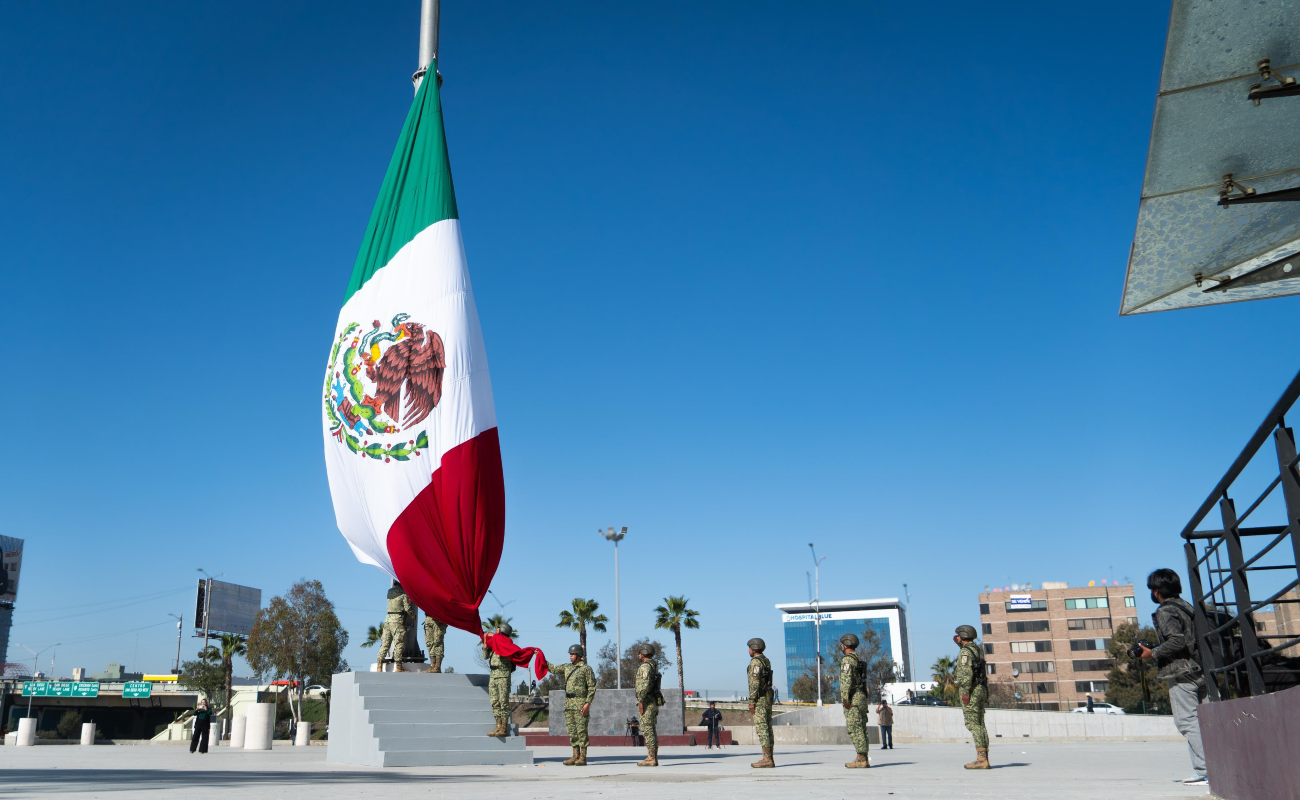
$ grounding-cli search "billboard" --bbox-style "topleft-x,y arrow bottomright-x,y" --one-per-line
0,536 -> 23,605
194,579 -> 261,637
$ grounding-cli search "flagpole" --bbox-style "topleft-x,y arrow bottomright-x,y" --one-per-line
414,0 -> 440,93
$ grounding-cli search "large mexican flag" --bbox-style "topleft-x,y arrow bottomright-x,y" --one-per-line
322,62 -> 503,635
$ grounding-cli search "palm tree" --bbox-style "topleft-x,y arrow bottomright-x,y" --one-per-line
199,633 -> 247,726
654,596 -> 700,731
358,624 -> 383,649
483,613 -> 516,637
556,599 -> 607,654
931,656 -> 956,701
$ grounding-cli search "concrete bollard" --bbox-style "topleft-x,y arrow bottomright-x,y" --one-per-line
229,715 -> 247,748
294,723 -> 311,746
80,722 -> 97,745
16,718 -> 36,746
243,703 -> 275,750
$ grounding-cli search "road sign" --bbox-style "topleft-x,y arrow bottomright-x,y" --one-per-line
122,681 -> 152,699
22,681 -> 100,697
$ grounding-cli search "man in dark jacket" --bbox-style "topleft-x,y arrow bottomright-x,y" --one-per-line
1137,569 -> 1207,786
700,701 -> 723,749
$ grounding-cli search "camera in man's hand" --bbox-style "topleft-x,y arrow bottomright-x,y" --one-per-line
1127,639 -> 1154,660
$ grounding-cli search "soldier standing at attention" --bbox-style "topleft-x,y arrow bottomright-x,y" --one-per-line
424,614 -> 448,673
546,644 -> 597,766
482,623 -> 517,737
838,633 -> 870,768
635,643 -> 665,767
378,580 -> 415,672
746,637 -> 775,768
953,624 -> 990,769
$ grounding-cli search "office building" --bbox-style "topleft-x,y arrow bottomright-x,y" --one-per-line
978,582 -> 1138,710
776,598 -> 910,699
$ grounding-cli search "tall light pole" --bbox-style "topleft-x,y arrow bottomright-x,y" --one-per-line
168,613 -> 184,674
808,544 -> 826,707
17,642 -> 60,719
601,527 -> 627,688
902,583 -> 914,683
197,569 -> 222,655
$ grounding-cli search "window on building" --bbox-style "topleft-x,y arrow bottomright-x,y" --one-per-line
986,664 -> 996,675
983,643 -> 994,654
1256,621 -> 1267,632
979,603 -> 990,615
1010,661 -> 1054,673
1005,599 -> 1048,612
1072,659 -> 1114,672
1064,597 -> 1109,610
1066,618 -> 1111,630
1124,596 -> 1136,608
1014,681 -> 1057,694
1074,680 -> 1109,693
1009,640 -> 1052,653
1069,638 -> 1110,651
981,623 -> 992,635
1007,620 -> 1051,633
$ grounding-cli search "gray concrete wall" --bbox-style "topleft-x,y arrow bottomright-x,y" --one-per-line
548,688 -> 684,736
769,704 -> 1180,742
730,725 -> 879,746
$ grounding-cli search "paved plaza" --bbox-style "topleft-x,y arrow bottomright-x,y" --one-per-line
0,742 -> 1212,800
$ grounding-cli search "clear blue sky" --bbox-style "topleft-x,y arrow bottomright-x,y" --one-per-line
4,1 -> 1297,694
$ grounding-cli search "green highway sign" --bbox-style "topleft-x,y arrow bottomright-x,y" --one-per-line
22,681 -> 100,698
122,681 -> 151,699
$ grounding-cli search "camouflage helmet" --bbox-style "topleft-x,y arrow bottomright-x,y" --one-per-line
839,633 -> 859,648
747,637 -> 766,652
637,643 -> 655,657
955,624 -> 978,641
568,644 -> 585,657
497,623 -> 513,637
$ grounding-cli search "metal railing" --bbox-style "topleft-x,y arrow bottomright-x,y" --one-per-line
1180,371 -> 1300,701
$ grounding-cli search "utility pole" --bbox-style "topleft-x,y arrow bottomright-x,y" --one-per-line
809,544 -> 826,707
601,527 -> 627,688
169,613 -> 183,674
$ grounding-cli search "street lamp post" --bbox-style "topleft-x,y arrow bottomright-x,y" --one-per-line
16,643 -> 60,719
168,613 -> 184,674
808,544 -> 826,707
600,527 -> 627,688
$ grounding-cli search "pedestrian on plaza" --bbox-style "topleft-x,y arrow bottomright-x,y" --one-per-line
876,697 -> 894,749
189,699 -> 212,754
1136,568 -> 1208,787
746,638 -> 776,768
701,701 -> 724,749
545,645 -> 596,767
635,643 -> 664,767
953,624 -> 990,770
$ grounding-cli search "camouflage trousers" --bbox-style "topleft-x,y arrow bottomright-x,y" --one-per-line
639,702 -> 658,749
844,698 -> 870,755
963,685 -> 989,749
564,699 -> 590,747
488,675 -> 511,719
378,617 -> 406,664
424,619 -> 447,668
752,695 -> 773,748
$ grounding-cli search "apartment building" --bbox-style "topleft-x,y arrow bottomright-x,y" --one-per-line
977,582 -> 1139,710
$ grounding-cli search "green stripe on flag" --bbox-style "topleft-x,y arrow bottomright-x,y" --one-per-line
344,60 -> 459,303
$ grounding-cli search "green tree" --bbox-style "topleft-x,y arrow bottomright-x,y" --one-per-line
245,579 -> 349,732
178,654 -> 227,711
931,655 -> 958,702
595,637 -> 670,689
56,710 -> 83,739
654,595 -> 700,731
1106,620 -> 1170,714
483,613 -> 516,637
199,634 -> 247,727
556,599 -> 606,655
358,624 -> 383,649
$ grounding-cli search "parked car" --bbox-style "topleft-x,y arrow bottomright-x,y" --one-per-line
898,695 -> 950,707
1071,702 -> 1126,715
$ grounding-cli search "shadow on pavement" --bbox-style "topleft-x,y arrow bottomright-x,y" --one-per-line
3,769 -> 495,792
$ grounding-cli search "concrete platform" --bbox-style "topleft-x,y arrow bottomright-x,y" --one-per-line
0,741 -> 1212,799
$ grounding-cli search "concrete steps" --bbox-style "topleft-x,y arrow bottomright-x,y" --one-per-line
327,672 -> 532,767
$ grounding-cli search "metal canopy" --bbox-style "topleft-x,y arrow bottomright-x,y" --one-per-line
1120,0 -> 1300,315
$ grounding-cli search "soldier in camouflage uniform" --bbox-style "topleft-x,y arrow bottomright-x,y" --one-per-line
953,624 -> 990,769
635,643 -> 665,767
546,644 -> 597,766
423,615 -> 448,673
482,623 -> 517,736
746,637 -> 776,768
838,633 -> 871,768
378,581 -> 415,672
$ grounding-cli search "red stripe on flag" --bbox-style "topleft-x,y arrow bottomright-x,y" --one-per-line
387,427 -> 505,636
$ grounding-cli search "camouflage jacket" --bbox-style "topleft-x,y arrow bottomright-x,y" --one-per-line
839,652 -> 865,704
953,641 -> 987,693
635,660 -> 664,705
747,654 -> 774,703
386,591 -> 415,621
482,646 -> 516,678
546,661 -> 597,703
